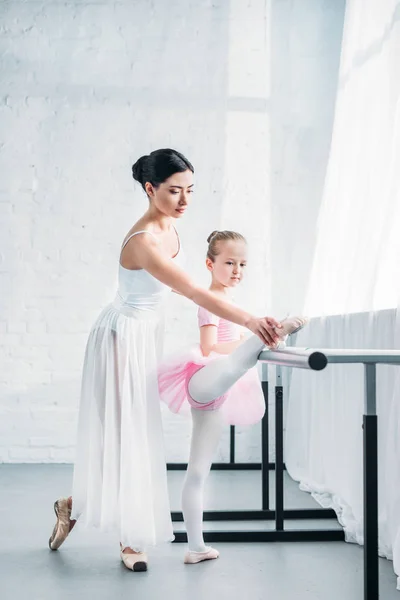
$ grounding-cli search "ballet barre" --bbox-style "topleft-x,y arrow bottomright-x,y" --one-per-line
259,346 -> 400,600
258,346 -> 328,370
259,346 -> 400,366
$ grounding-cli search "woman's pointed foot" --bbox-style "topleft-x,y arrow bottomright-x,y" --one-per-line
48,497 -> 76,550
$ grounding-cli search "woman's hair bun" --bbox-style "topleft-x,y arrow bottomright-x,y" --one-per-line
131,155 -> 148,184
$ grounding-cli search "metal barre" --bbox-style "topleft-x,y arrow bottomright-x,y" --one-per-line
258,346 -> 400,369
257,346 -> 400,600
258,347 -> 328,370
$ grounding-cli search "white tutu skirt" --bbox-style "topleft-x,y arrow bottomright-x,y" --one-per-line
71,302 -> 174,549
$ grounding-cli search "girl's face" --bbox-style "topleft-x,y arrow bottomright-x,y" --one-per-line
207,240 -> 248,288
145,170 -> 194,218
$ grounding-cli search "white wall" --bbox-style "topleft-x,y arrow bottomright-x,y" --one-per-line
0,0 -> 344,463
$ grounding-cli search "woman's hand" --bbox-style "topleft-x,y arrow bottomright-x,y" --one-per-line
245,316 -> 282,346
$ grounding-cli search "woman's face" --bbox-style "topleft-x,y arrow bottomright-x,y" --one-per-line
207,240 -> 248,288
145,170 -> 194,218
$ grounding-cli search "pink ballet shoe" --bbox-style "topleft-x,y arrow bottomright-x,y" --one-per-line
48,497 -> 76,551
277,316 -> 308,338
184,546 -> 220,564
268,316 -> 308,350
120,548 -> 148,572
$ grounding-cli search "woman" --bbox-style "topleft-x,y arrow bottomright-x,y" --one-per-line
48,148 -> 282,571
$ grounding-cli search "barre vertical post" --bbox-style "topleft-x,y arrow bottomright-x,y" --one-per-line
261,363 -> 269,510
275,365 -> 284,531
364,363 -> 379,600
230,426 -> 235,464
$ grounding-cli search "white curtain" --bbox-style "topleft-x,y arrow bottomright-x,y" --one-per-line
384,305 -> 400,587
286,0 -> 400,590
286,312 -> 399,577
304,0 -> 400,317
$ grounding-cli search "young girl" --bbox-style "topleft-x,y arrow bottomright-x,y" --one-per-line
47,150 -> 284,572
158,230 -> 307,564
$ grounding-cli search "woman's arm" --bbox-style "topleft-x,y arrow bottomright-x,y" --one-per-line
128,235 -> 281,346
200,324 -> 243,357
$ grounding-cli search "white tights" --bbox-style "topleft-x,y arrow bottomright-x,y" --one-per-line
181,408 -> 224,552
188,334 -> 266,405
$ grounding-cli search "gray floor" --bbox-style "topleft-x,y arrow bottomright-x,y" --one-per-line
0,464 -> 398,600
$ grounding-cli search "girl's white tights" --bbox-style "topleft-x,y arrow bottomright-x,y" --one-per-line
188,334 -> 266,405
182,408 -> 224,552
183,334 -> 282,552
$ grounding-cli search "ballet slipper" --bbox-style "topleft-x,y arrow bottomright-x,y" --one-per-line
267,316 -> 308,350
277,316 -> 309,338
120,548 -> 148,572
48,497 -> 76,550
184,546 -> 219,564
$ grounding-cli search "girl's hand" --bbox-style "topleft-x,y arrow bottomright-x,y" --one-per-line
245,316 -> 282,346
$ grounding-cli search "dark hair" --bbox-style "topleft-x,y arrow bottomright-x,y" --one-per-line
132,148 -> 194,191
206,230 -> 247,262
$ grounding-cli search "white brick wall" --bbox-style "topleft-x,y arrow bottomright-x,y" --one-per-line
0,0 -> 344,463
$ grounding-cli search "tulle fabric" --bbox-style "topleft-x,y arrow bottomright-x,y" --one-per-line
71,301 -> 174,549
158,344 -> 265,426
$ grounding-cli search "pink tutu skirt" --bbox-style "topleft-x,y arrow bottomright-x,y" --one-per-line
158,345 -> 265,426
